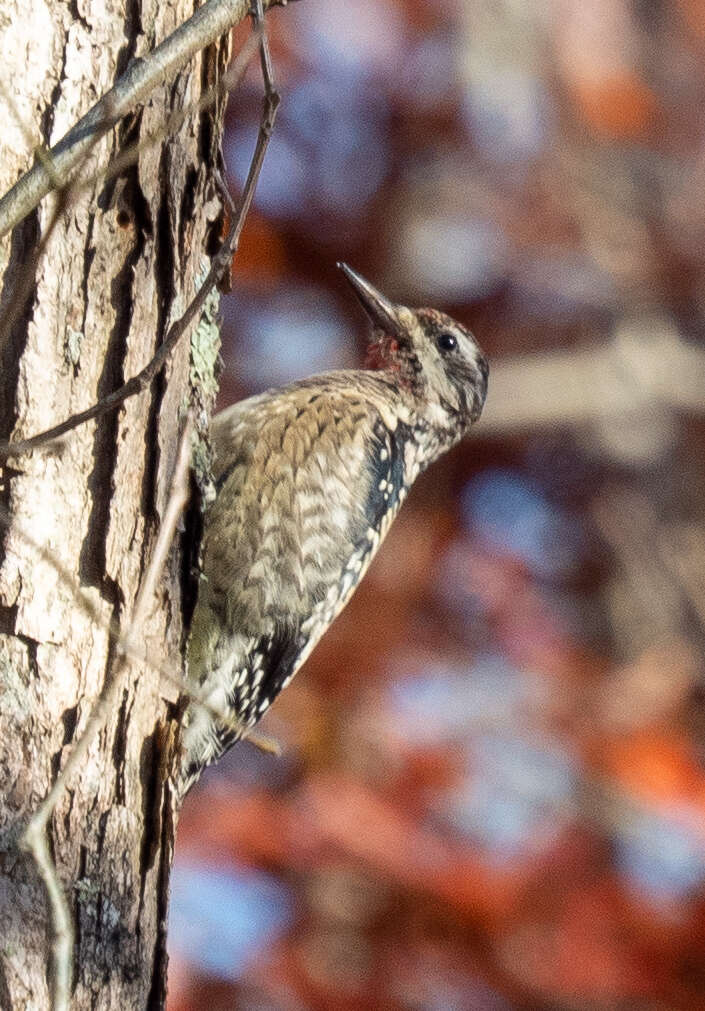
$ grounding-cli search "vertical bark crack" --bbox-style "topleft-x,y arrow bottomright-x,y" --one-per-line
111,690 -> 130,804
0,211 -> 40,443
138,140 -> 178,530
155,148 -> 176,343
78,217 -> 143,590
40,37 -> 69,145
145,775 -> 175,1011
116,0 -> 143,77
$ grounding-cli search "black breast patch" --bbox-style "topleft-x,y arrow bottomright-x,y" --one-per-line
361,418 -> 408,532
226,624 -> 304,726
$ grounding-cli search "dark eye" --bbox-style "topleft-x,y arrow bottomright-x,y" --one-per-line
436,331 -> 457,353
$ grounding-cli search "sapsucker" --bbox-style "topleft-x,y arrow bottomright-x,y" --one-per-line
179,264 -> 488,793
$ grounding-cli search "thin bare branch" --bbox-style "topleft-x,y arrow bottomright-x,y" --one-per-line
0,209 -> 229,457
20,823 -> 73,1011
0,0 -> 295,239
0,27 -> 260,374
0,4 -> 280,462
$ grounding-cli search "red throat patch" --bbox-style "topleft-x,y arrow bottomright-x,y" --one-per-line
365,336 -> 400,371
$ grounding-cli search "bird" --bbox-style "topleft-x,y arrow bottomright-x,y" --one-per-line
178,263 -> 488,794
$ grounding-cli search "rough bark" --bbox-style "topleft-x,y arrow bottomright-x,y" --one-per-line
0,0 -> 231,1006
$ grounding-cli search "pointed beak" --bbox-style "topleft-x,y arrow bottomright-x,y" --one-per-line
337,262 -> 400,336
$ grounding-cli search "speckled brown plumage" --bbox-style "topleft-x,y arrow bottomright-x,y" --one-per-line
179,265 -> 488,793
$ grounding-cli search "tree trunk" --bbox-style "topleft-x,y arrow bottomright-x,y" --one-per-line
0,1 -> 231,1006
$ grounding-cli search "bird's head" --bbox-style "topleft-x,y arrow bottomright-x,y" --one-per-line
338,263 -> 488,433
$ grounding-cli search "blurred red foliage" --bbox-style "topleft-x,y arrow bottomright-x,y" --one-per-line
169,0 -> 705,1008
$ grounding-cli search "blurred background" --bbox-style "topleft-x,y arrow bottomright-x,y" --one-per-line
168,1 -> 705,1008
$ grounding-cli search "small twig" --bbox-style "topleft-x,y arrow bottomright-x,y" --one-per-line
0,203 -> 227,457
0,0 -> 295,239
243,730 -> 282,756
243,0 -> 280,239
0,3 -> 280,462
0,82 -> 60,185
0,31 -> 259,366
20,824 -> 73,1011
18,415 -> 193,1011
0,81 -> 67,193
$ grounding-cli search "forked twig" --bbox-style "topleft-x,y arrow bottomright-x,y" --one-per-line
0,0 -> 293,240
0,30 -> 258,367
0,1 -> 280,462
